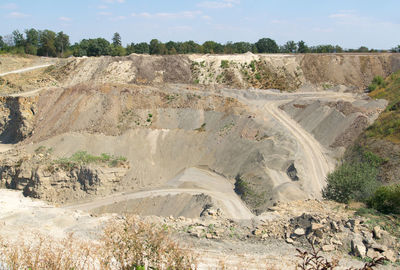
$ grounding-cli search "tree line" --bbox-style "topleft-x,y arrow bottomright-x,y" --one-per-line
1,29 -> 399,58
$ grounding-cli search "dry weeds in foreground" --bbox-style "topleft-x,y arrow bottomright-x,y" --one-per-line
0,217 -> 195,270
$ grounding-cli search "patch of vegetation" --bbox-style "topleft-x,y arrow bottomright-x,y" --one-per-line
322,83 -> 333,90
195,123 -> 206,132
322,162 -> 379,204
249,60 -> 256,72
0,217 -> 194,269
54,151 -> 127,170
146,113 -> 153,123
366,70 -> 400,142
234,175 -> 266,209
354,206 -> 400,239
323,147 -> 385,204
220,60 -> 229,68
367,184 -> 400,214
368,75 -> 387,92
34,145 -> 53,154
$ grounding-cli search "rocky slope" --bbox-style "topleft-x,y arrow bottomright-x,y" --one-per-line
2,53 -> 400,94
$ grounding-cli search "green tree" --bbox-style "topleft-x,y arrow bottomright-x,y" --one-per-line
112,32 -> 121,46
12,30 -> 25,48
165,41 -> 178,54
87,38 -> 111,56
297,40 -> 309,53
24,28 -> 39,55
126,43 -> 135,54
55,31 -> 70,57
38,30 -> 56,57
255,38 -> 279,53
202,41 -> 223,54
357,46 -> 369,53
111,44 -> 126,56
282,40 -> 297,53
0,36 -> 5,50
181,40 -> 201,54
134,42 -> 149,54
391,45 -> 400,53
149,39 -> 160,54
232,42 -> 253,53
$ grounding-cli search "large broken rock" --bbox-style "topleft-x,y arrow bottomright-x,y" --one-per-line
351,235 -> 366,258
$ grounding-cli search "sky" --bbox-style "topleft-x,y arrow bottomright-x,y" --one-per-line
1,0 -> 399,49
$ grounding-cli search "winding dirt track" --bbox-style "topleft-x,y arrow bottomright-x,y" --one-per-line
64,187 -> 254,220
0,64 -> 52,77
221,89 -> 354,196
264,102 -> 331,195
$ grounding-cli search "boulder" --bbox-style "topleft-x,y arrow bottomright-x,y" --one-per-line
322,245 -> 335,252
366,249 -> 381,259
373,226 -> 382,239
382,250 -> 397,262
351,237 -> 366,258
294,228 -> 305,236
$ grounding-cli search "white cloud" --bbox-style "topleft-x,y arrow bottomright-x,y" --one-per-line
6,11 -> 29,18
0,3 -> 17,9
132,10 -> 202,19
197,0 -> 240,9
98,5 -> 108,9
59,16 -> 72,22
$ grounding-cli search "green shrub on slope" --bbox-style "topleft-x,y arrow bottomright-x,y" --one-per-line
322,162 -> 379,204
368,184 -> 400,214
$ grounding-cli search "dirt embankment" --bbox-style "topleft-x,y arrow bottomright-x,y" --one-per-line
300,54 -> 400,90
0,96 -> 37,143
2,54 -> 400,94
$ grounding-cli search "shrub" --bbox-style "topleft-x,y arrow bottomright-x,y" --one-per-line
220,60 -> 229,68
368,184 -> 400,214
322,162 -> 379,204
367,75 -> 386,92
101,217 -> 194,269
54,151 -> 127,169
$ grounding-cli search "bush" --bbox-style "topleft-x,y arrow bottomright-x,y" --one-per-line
367,75 -> 386,92
322,162 -> 379,204
54,151 -> 127,169
368,184 -> 400,214
102,217 -> 194,269
220,60 -> 229,68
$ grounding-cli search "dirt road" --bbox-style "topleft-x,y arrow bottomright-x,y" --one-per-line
221,89 -> 348,196
65,167 -> 254,220
0,64 -> 53,77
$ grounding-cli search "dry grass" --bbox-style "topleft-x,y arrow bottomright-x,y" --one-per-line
0,217 -> 195,270
0,233 -> 100,270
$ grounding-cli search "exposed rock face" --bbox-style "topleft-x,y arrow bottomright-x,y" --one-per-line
0,96 -> 37,143
0,154 -> 129,204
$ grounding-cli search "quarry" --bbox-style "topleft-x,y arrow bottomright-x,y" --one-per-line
1,53 -> 400,269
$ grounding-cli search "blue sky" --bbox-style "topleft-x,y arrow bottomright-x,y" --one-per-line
1,0 -> 399,49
